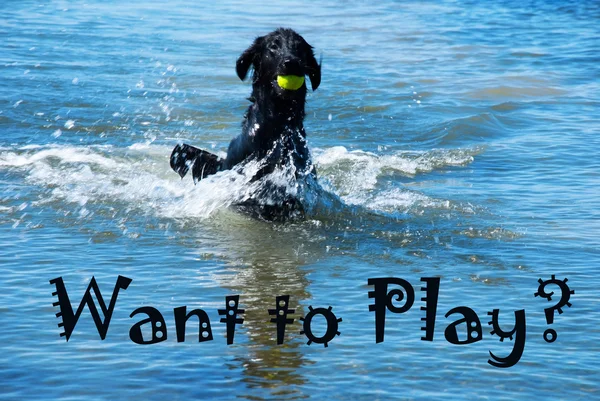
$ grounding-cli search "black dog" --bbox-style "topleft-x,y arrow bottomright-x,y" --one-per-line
170,28 -> 321,220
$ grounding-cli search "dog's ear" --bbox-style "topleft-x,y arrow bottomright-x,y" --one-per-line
236,36 -> 263,81
306,49 -> 321,91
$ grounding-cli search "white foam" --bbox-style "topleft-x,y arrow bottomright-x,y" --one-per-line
0,143 -> 479,220
0,146 -> 118,168
313,146 -> 479,209
314,146 -> 478,180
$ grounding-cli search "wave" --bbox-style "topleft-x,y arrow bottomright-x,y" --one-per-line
313,146 -> 480,212
0,143 -> 480,221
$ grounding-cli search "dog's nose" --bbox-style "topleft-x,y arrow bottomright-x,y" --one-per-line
282,58 -> 303,75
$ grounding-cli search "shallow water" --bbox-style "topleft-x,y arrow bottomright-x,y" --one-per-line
1,0 -> 599,400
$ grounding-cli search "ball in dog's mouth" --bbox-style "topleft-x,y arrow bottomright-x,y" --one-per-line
277,75 -> 305,91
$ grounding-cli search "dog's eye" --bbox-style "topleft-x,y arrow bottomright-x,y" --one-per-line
268,41 -> 280,52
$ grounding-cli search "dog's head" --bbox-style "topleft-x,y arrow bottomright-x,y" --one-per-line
236,28 -> 321,95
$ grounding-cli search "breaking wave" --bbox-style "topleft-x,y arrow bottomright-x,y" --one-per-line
0,143 -> 480,222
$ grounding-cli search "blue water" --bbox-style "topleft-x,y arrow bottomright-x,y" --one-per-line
1,0 -> 599,400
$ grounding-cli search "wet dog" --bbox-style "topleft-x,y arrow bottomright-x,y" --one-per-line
170,28 -> 321,220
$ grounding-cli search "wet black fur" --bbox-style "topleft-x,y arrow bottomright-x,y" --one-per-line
170,28 -> 321,220
226,27 -> 321,177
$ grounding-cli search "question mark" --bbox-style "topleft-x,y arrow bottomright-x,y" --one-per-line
534,275 -> 574,343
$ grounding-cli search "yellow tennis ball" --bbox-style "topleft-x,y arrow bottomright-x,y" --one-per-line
277,75 -> 305,90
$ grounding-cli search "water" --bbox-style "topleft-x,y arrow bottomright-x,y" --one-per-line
1,0 -> 599,399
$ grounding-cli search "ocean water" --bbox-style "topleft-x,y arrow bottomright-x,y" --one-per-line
1,0 -> 598,400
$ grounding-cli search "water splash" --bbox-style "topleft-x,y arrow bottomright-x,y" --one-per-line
0,142 -> 479,222
313,145 -> 480,213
